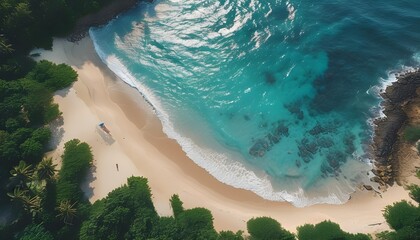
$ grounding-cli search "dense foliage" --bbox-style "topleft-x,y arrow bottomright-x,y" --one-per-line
170,194 -> 184,218
384,201 -> 420,231
376,173 -> 420,240
409,185 -> 420,204
0,139 -> 91,240
18,223 -> 54,240
297,220 -> 370,240
0,0 -> 115,79
56,139 -> 93,203
0,61 -> 77,204
80,177 -> 219,240
403,126 -> 420,143
28,60 -> 78,92
247,217 -> 295,240
80,177 -> 156,239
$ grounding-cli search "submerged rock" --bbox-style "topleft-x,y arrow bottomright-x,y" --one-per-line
284,102 -> 304,120
264,72 -> 276,84
344,134 -> 356,154
309,124 -> 324,135
298,138 -> 318,161
249,121 -> 290,157
274,123 -> 289,137
249,139 -> 269,157
316,137 -> 334,148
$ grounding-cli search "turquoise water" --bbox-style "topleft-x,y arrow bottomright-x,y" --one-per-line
90,0 -> 420,206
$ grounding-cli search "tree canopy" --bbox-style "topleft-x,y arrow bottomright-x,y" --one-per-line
247,216 -> 295,240
297,220 -> 370,240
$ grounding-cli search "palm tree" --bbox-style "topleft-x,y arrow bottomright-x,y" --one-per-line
0,35 -> 13,54
7,188 -> 41,217
9,161 -> 33,189
7,187 -> 29,203
56,200 -> 77,225
36,157 -> 57,183
23,196 -> 42,218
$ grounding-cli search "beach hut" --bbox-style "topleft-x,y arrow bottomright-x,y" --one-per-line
99,122 -> 111,135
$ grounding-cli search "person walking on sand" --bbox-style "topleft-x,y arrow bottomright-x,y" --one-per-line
116,163 -> 119,171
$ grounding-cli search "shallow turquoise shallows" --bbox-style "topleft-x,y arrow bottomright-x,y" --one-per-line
90,0 -> 420,206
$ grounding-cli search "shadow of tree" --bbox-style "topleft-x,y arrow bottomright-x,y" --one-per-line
47,116 -> 65,151
55,87 -> 72,97
81,164 -> 97,200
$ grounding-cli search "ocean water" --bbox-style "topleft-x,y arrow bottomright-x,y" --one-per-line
90,0 -> 420,207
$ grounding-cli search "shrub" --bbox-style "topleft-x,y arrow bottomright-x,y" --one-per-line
177,207 -> 218,240
218,230 -> 245,240
28,60 -> 77,91
403,126 -> 420,143
20,138 -> 43,161
247,216 -> 295,240
170,194 -> 184,218
150,216 -> 178,239
409,185 -> 420,204
297,220 -> 370,240
56,139 -> 93,203
19,223 -> 54,240
80,177 -> 158,240
59,139 -> 93,180
383,200 -> 420,231
45,103 -> 61,123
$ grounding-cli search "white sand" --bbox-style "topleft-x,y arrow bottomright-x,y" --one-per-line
37,37 -> 415,235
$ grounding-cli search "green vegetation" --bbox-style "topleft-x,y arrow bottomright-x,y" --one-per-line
403,126 -> 420,143
409,185 -> 420,204
383,201 -> 420,231
80,177 -> 217,240
247,217 -> 294,240
377,201 -> 420,240
13,131 -> 419,240
218,230 -> 245,240
0,0 -> 115,79
376,180 -> 420,240
1,139 -> 93,240
80,177 -> 156,240
170,194 -> 184,218
56,139 -> 93,203
0,60 -> 77,206
297,220 -> 370,240
28,60 -> 78,92
18,223 -> 54,240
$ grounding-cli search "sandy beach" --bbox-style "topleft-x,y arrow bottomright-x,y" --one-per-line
35,37 -> 419,235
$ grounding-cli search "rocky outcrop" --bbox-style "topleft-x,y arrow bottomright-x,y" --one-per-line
68,0 -> 153,42
372,69 -> 420,185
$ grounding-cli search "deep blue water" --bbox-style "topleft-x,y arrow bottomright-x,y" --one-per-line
90,0 -> 420,206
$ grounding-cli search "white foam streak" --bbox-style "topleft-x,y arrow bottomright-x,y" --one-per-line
367,59 -> 419,121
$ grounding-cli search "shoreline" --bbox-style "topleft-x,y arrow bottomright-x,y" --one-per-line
68,0 -> 153,42
36,37 -> 416,235
372,69 -> 420,187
